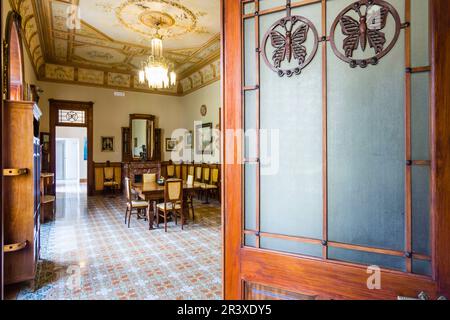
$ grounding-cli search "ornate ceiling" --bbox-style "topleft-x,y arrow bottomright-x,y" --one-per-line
10,0 -> 221,95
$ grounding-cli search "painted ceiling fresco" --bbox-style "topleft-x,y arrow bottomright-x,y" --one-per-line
10,0 -> 221,95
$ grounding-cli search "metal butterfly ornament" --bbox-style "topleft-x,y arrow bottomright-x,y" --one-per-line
330,0 -> 403,68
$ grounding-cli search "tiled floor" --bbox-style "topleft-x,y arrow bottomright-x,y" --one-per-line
10,182 -> 222,300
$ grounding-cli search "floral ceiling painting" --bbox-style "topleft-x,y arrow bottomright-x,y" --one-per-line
9,0 -> 221,95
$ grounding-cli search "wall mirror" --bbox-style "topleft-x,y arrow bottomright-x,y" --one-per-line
130,114 -> 155,161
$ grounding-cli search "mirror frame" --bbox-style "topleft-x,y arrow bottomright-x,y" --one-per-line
129,114 -> 156,161
3,11 -> 25,101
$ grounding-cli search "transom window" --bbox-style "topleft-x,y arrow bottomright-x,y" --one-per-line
58,110 -> 86,124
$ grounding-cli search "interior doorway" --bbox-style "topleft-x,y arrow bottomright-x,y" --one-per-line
49,100 -> 94,195
56,127 -> 87,186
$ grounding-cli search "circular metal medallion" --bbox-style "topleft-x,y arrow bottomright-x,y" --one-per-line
262,15 -> 319,77
329,0 -> 402,68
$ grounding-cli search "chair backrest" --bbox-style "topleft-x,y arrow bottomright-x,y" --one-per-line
195,166 -> 203,181
143,173 -> 156,183
104,167 -> 114,181
188,165 -> 195,177
167,165 -> 175,177
181,165 -> 188,181
187,175 -> 194,186
164,179 -> 183,204
175,164 -> 181,178
203,167 -> 211,183
125,177 -> 132,203
211,168 -> 219,184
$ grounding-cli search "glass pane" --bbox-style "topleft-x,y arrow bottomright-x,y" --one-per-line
58,110 -> 86,124
329,247 -> 406,271
245,163 -> 257,230
260,5 -> 323,240
244,17 -> 256,86
411,0 -> 429,67
260,0 -> 286,11
327,0 -> 406,251
412,166 -> 431,255
261,237 -> 322,258
244,2 -> 255,15
411,72 -> 430,161
245,234 -> 257,247
245,90 -> 258,159
412,259 -> 432,277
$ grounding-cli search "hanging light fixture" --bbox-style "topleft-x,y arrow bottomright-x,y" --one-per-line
139,26 -> 177,89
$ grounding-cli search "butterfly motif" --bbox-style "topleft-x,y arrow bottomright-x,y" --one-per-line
269,23 -> 309,68
340,5 -> 388,58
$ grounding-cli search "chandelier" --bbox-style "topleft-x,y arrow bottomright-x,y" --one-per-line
139,29 -> 176,89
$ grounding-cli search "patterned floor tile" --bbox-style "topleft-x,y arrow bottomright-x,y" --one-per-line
14,182 -> 222,300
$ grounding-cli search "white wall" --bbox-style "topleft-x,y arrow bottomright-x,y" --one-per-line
56,127 -> 88,180
37,82 -> 185,162
37,80 -> 221,164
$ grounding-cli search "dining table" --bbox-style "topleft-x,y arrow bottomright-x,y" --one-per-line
132,181 -> 201,230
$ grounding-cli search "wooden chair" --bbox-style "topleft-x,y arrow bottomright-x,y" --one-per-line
175,164 -> 182,179
181,164 -> 188,182
203,167 -> 220,202
188,164 -> 195,178
166,164 -> 175,178
200,166 -> 211,203
156,179 -> 184,232
194,165 -> 204,200
124,178 -> 150,228
186,175 -> 195,222
143,173 -> 156,183
103,165 -> 119,196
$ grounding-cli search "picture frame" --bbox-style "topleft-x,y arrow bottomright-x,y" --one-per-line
196,122 -> 213,155
101,136 -> 115,152
166,138 -> 177,152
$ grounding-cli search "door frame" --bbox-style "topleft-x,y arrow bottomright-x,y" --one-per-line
49,99 -> 94,196
222,0 -> 450,299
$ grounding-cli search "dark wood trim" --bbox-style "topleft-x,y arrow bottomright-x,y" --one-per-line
1,3 -> 4,301
321,0 -> 328,260
431,0 -> 450,297
223,0 -> 242,300
49,99 -> 94,196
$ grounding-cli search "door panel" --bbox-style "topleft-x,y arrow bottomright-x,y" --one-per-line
223,0 -> 450,300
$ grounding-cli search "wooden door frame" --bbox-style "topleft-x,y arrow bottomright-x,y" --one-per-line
223,0 -> 450,299
1,3 -> 4,301
49,99 -> 94,196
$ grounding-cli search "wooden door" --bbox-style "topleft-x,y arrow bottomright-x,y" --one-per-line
223,0 -> 450,300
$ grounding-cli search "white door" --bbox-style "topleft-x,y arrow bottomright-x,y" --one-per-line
56,140 -> 65,180
64,139 -> 79,181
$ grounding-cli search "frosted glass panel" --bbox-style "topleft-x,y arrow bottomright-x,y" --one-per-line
244,18 -> 256,86
411,72 -> 430,161
328,0 -> 406,251
245,90 -> 258,159
261,238 -> 322,258
244,2 -> 255,15
260,5 -> 323,239
245,163 -> 257,230
260,0 -> 286,11
329,247 -> 406,271
245,234 -> 257,247
411,0 -> 430,67
412,166 -> 431,255
412,259 -> 432,277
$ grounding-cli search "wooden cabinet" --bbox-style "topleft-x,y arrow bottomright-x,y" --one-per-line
3,101 -> 42,285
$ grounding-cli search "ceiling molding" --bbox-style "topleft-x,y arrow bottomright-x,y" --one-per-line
12,0 -> 221,96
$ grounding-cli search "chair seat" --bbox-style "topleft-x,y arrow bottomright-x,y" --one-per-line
157,202 -> 182,211
131,200 -> 149,208
104,181 -> 119,187
204,184 -> 218,190
194,182 -> 206,188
